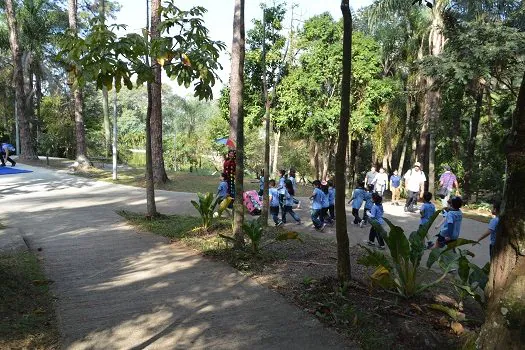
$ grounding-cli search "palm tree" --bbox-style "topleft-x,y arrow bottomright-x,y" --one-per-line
230,0 -> 246,247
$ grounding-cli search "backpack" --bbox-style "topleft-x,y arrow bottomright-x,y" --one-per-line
284,178 -> 294,196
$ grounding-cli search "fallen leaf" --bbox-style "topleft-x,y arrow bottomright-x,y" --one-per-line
451,321 -> 464,335
439,316 -> 449,327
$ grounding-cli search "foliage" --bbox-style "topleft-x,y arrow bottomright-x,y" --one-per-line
190,192 -> 228,229
242,218 -> 264,254
38,94 -> 75,158
358,211 -> 460,298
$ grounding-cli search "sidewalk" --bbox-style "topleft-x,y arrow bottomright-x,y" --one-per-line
0,165 -> 353,349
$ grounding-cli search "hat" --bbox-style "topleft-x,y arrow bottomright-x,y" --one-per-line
414,162 -> 421,168
443,165 -> 451,171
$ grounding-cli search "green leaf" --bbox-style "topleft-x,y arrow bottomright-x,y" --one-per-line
458,255 -> 470,284
427,247 -> 445,269
382,218 -> 410,265
357,245 -> 392,270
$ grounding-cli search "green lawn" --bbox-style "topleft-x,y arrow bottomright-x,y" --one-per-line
0,251 -> 59,349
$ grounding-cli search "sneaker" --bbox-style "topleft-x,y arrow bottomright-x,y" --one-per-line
378,245 -> 386,250
0,164 -> 5,167
391,202 -> 395,206
364,240 -> 375,246
320,223 -> 327,232
359,221 -> 364,228
11,161 -> 15,167
404,206 -> 408,212
395,202 -> 400,206
276,221 -> 284,227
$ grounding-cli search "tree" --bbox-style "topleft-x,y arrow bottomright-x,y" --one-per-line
335,0 -> 352,282
68,0 -> 88,166
4,0 -> 37,159
229,0 -> 246,247
477,70 -> 525,349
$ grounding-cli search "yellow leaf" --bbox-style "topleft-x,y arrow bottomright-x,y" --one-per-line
182,53 -> 191,67
451,321 -> 464,335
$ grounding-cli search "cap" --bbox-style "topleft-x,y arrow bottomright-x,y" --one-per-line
414,162 -> 421,168
444,165 -> 451,171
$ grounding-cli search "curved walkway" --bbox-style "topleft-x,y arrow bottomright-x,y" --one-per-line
0,165 -> 351,350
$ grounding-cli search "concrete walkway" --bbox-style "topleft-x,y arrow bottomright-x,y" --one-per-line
0,165 -> 352,350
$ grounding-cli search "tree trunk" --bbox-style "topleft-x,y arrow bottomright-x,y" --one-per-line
462,87 -> 483,203
150,0 -> 168,184
5,0 -> 36,159
35,63 -> 42,143
477,70 -> 525,350
68,0 -> 88,165
272,130 -> 281,175
230,0 -> 245,248
102,87 -> 111,157
261,8 -> 270,226
334,0 -> 352,282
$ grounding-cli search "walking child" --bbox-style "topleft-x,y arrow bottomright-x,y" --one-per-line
320,180 -> 332,225
277,169 -> 287,213
269,179 -> 283,226
419,192 -> 436,228
476,201 -> 500,259
282,187 -> 301,225
360,185 -> 375,228
431,196 -> 463,249
310,180 -> 326,231
327,180 -> 335,221
349,181 -> 366,224
364,193 -> 385,250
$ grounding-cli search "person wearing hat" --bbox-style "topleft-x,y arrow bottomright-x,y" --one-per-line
403,162 -> 426,212
438,165 -> 459,207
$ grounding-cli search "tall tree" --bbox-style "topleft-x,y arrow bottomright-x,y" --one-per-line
230,0 -> 246,247
335,0 -> 352,281
99,0 -> 111,157
68,0 -> 88,166
5,0 -> 37,159
477,70 -> 525,349
150,0 -> 168,184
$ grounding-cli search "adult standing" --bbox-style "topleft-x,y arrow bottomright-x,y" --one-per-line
364,166 -> 377,188
403,162 -> 426,212
438,165 -> 459,207
373,167 -> 388,196
390,170 -> 401,205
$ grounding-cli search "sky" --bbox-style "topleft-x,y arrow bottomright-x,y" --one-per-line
113,0 -> 375,97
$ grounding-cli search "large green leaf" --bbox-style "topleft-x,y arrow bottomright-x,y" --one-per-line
427,246 -> 445,269
442,238 -> 480,252
457,255 -> 470,284
357,245 -> 393,271
383,218 -> 410,265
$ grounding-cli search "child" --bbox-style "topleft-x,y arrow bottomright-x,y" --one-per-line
349,181 -> 366,224
277,169 -> 287,212
217,173 -> 229,201
360,185 -> 375,228
476,201 -> 501,259
310,180 -> 326,231
320,180 -> 332,225
432,196 -> 463,249
419,192 -> 436,228
289,169 -> 301,209
364,193 -> 385,249
269,179 -> 283,226
327,180 -> 336,221
282,187 -> 301,225
258,169 -> 265,197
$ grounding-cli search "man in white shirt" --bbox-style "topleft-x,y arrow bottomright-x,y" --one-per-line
403,162 -> 426,212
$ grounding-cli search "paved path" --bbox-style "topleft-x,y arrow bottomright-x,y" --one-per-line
0,165 -> 490,349
0,165 -> 351,350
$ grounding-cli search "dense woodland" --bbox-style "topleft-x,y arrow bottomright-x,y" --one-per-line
1,0 -> 525,346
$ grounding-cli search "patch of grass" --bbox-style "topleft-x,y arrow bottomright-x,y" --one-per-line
0,251 -> 59,349
117,210 -> 202,239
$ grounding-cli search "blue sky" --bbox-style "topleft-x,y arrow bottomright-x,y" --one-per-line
114,1 -> 375,97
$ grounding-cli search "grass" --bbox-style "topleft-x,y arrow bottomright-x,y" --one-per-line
0,251 -> 59,349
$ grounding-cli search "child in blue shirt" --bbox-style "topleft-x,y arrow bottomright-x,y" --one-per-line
310,180 -> 326,231
419,192 -> 436,227
476,201 -> 501,259
360,185 -> 375,227
432,196 -> 463,249
217,173 -> 229,201
269,179 -> 283,226
320,181 -> 332,225
365,193 -> 385,249
349,181 -> 366,224
327,180 -> 335,221
282,189 -> 301,225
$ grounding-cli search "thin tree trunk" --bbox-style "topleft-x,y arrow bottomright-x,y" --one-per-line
68,0 -> 88,164
35,64 -> 42,143
477,70 -> 525,350
335,0 -> 352,282
5,0 -> 36,159
102,87 -> 111,157
272,130 -> 281,175
397,96 -> 411,175
144,0 -> 157,217
261,7 -> 270,226
230,0 -> 246,247
462,86 -> 483,203
150,0 -> 168,184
